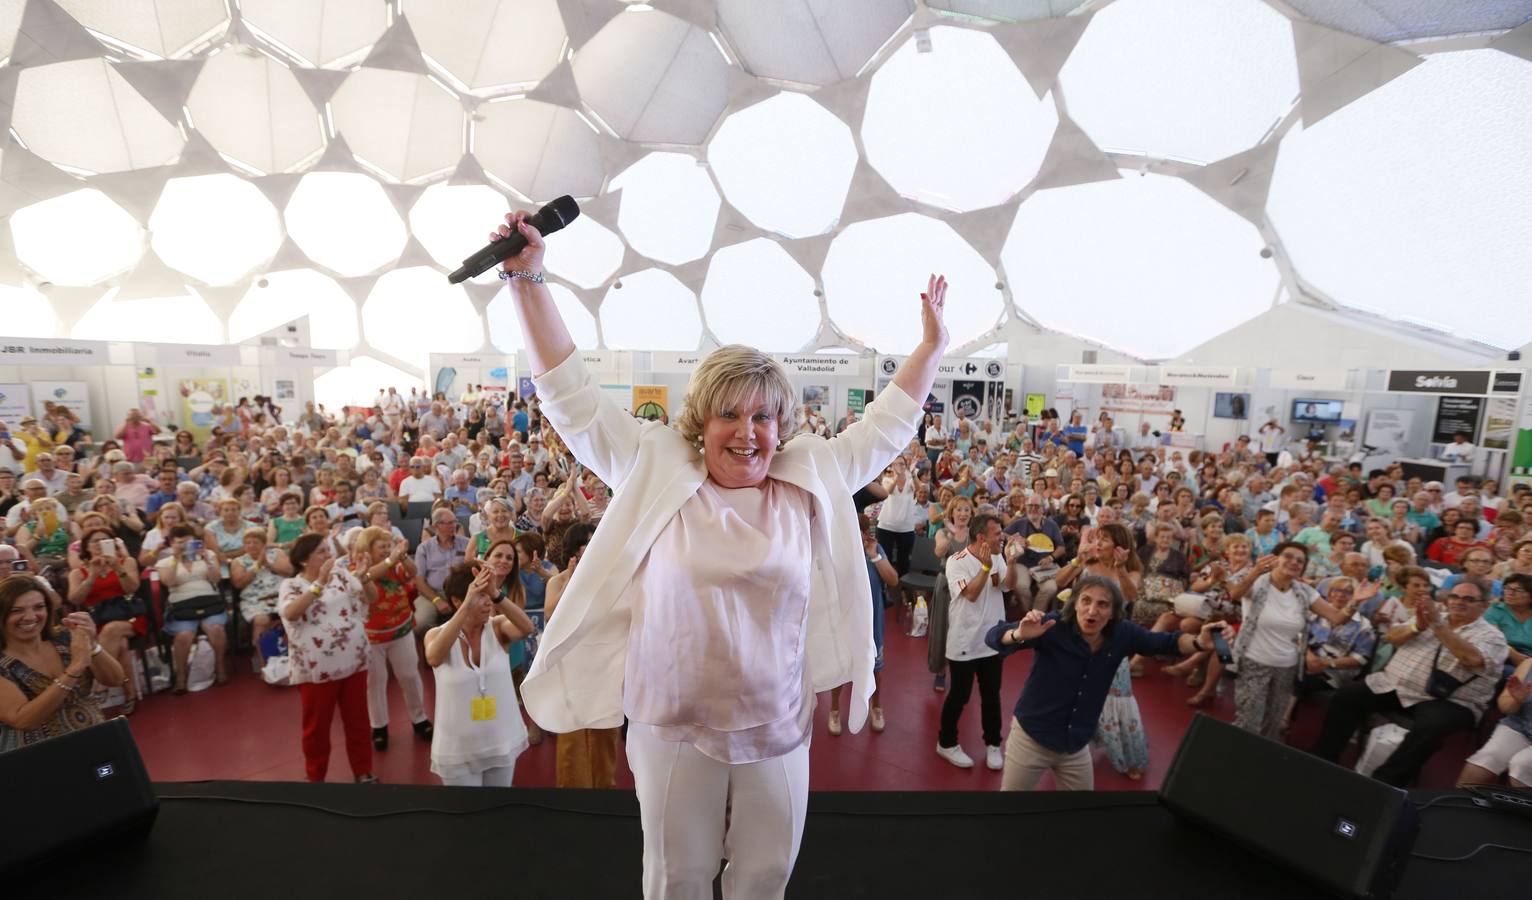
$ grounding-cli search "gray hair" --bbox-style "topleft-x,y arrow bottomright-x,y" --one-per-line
1061,575 -> 1127,629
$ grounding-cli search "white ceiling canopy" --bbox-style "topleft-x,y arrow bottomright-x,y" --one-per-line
716,0 -> 914,86
927,1 -> 1086,23
362,266 -> 482,368
57,0 -> 228,59
863,26 -> 1057,211
474,98 -> 605,202
1003,172 -> 1279,360
823,213 -> 1001,351
331,67 -> 463,184
11,188 -> 143,285
186,45 -> 325,175
284,172 -> 406,277
487,281 -> 599,351
600,268 -> 702,351
406,0 -> 566,96
1268,49 -> 1532,349
228,268 -> 360,349
543,214 -> 625,289
610,151 -> 720,265
11,57 -> 184,174
1282,0 -> 1532,44
73,288 -> 222,344
1058,0 -> 1297,164
315,355 -> 424,410
408,183 -> 510,278
702,238 -> 822,351
149,174 -> 283,285
239,0 -> 389,69
708,92 -> 857,239
571,8 -> 728,145
0,284 -> 58,337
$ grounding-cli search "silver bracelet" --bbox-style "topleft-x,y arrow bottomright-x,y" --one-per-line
499,269 -> 545,284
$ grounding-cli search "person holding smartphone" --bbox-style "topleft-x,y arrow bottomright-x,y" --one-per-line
66,530 -> 142,713
156,525 -> 229,692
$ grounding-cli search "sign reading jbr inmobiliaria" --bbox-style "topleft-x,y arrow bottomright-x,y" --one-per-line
0,338 -> 108,366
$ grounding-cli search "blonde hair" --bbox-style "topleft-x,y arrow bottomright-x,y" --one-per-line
675,345 -> 797,449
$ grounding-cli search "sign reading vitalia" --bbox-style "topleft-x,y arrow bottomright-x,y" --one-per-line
1155,365 -> 1239,387
1386,369 -> 1491,395
137,343 -> 242,366
1268,369 -> 1349,391
0,339 -> 108,366
274,348 -> 338,366
1060,364 -> 1132,384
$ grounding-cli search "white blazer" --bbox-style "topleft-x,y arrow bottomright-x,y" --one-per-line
523,351 -> 921,736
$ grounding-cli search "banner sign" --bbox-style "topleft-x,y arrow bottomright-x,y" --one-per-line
650,352 -> 705,375
776,354 -> 861,377
1269,368 -> 1349,391
1025,393 -> 1046,416
882,356 -> 1005,381
177,377 -> 227,443
1155,365 -> 1238,387
1386,369 -> 1491,395
0,338 -> 108,366
1431,396 -> 1482,443
1492,371 -> 1524,394
1483,396 -> 1516,450
632,385 -> 669,420
1100,382 -> 1176,415
1059,364 -> 1133,384
32,381 -> 92,429
0,384 -> 32,423
847,388 -> 869,414
137,343 -> 241,366
274,348 -> 338,366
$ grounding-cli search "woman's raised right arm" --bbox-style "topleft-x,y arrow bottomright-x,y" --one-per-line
495,212 -> 574,379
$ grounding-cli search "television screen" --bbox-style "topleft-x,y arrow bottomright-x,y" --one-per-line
1214,392 -> 1249,419
1292,399 -> 1344,423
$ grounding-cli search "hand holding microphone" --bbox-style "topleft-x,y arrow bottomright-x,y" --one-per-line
447,197 -> 579,284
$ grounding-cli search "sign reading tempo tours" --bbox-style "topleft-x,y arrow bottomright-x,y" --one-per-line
1386,370 -> 1492,395
0,338 -> 108,366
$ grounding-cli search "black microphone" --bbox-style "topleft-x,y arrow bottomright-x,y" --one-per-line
447,195 -> 580,284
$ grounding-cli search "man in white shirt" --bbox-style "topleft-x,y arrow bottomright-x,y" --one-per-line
397,457 -> 443,505
1130,421 -> 1159,453
939,513 -> 1021,772
1440,432 -> 1475,463
326,480 -> 367,529
22,452 -> 69,495
1441,476 -> 1477,511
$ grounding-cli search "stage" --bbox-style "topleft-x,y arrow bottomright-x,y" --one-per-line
16,782 -> 1529,899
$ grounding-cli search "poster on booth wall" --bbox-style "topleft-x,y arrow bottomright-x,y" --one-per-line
0,384 -> 32,423
518,377 -> 536,400
847,388 -> 869,414
801,385 -> 829,413
632,385 -> 669,421
274,379 -> 296,403
1431,396 -> 1483,444
1483,397 -> 1516,451
136,367 -> 171,427
1099,382 -> 1176,416
32,381 -> 92,430
1025,393 -> 1046,417
177,378 -> 227,445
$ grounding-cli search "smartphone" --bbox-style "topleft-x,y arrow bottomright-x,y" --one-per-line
1212,628 -> 1234,665
9,559 -> 28,572
97,539 -> 116,559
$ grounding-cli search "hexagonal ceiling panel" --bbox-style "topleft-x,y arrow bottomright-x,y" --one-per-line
927,1 -> 1088,23
11,188 -> 144,285
474,98 -> 605,202
407,0 -> 566,95
610,151 -> 720,265
150,174 -> 283,285
331,68 -> 463,184
409,183 -> 510,278
240,0 -> 389,69
702,239 -> 822,351
187,46 -> 325,175
1268,50 -> 1532,349
863,26 -> 1056,211
717,0 -> 914,86
1282,0 -> 1532,44
571,8 -> 728,145
600,268 -> 702,351
11,58 -> 184,174
0,285 -> 59,338
362,267 -> 482,368
58,0 -> 229,59
487,281 -> 599,351
1059,0 -> 1298,164
543,215 -> 625,290
74,290 -> 222,344
708,92 -> 857,239
1003,172 -> 1279,360
228,268 -> 360,349
284,172 -> 406,276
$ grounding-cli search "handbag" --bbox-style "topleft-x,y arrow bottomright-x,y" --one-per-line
89,594 -> 146,625
168,593 -> 226,622
1424,643 -> 1477,701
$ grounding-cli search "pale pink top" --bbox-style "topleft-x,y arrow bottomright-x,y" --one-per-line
623,477 -> 814,764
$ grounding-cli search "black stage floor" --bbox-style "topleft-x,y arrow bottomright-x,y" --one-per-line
15,782 -> 1531,899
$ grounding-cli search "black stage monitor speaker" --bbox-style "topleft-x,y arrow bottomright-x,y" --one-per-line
1159,714 -> 1418,900
0,717 -> 157,874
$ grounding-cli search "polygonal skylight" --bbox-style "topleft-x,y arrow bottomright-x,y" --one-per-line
284,172 -> 406,277
59,0 -> 230,59
1282,0 -> 1532,44
11,58 -> 184,174
823,213 -> 1001,352
701,239 -> 821,351
315,356 -> 424,411
927,1 -> 1086,23
1267,50 -> 1532,349
227,269 -> 360,349
474,99 -> 606,202
361,267 -> 482,368
708,92 -> 858,239
487,282 -> 599,352
571,9 -> 728,145
240,0 -> 389,69
543,215 -> 626,290
0,285 -> 58,338
863,26 -> 1057,211
11,189 -> 144,286
407,0 -> 566,95
716,0 -> 914,86
610,152 -> 720,265
1003,172 -> 1279,360
73,290 -> 222,344
599,268 -> 702,351
187,46 -> 324,176
409,183 -> 509,277
1058,0 -> 1297,164
150,175 -> 283,285
331,68 -> 463,184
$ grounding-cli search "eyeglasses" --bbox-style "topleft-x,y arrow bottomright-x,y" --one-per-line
1447,592 -> 1486,602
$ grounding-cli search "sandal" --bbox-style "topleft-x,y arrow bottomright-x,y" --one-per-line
1186,669 -> 1205,688
1186,693 -> 1212,708
119,698 -> 138,716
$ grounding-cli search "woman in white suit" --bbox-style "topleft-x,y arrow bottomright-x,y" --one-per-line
491,211 -> 949,899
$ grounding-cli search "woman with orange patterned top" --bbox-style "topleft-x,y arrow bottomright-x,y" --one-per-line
351,526 -> 432,751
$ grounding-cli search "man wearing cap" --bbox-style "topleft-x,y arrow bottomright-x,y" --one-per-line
1004,494 -> 1066,567
13,415 -> 55,471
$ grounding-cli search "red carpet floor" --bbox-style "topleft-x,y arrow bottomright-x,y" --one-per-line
124,607 -> 1471,790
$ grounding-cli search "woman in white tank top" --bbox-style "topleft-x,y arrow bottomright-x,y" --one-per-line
424,564 -> 536,787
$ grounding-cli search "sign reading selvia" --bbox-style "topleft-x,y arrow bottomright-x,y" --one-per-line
1386,370 -> 1491,395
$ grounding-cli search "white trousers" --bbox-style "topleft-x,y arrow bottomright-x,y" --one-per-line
440,763 -> 516,788
626,723 -> 810,900
366,634 -> 427,729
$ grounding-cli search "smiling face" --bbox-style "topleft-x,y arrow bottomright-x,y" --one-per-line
2,588 -> 49,648
702,390 -> 780,489
485,541 -> 517,578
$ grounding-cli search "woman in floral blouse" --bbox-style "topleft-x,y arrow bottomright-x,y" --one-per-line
350,526 -> 431,751
279,532 -> 376,783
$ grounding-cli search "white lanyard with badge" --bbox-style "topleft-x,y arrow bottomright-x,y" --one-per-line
459,629 -> 497,721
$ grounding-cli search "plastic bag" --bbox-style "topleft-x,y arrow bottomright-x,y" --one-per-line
261,654 -> 292,687
1354,723 -> 1408,778
186,635 -> 217,692
909,596 -> 929,637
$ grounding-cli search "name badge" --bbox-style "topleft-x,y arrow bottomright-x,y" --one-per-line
471,696 -> 497,721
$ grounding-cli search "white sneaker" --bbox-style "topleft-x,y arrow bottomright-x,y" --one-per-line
827,710 -> 842,736
936,743 -> 974,768
985,745 -> 1004,771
